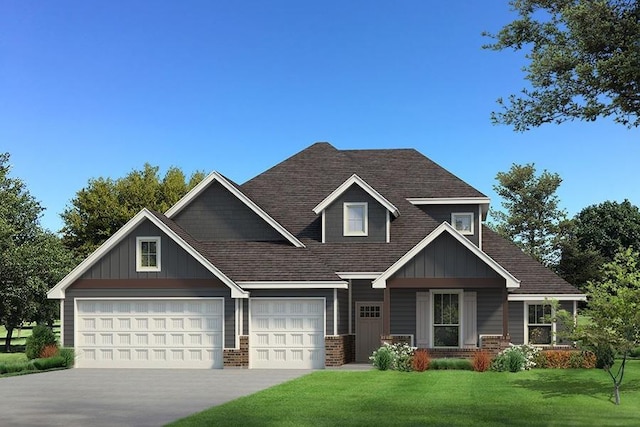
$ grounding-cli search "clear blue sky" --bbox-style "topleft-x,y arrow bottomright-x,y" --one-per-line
2,1 -> 638,232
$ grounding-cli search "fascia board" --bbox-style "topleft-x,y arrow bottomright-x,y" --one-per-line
165,171 -> 304,248
313,174 -> 399,217
238,281 -> 348,289
372,222 -> 521,289
508,294 -> 587,301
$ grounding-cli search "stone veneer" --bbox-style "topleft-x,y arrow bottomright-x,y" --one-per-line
325,335 -> 355,366
223,336 -> 249,367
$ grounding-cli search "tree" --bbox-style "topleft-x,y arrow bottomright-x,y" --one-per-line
484,0 -> 640,130
575,247 -> 640,405
490,163 -> 567,266
61,164 -> 205,258
0,153 -> 75,351
557,200 -> 640,288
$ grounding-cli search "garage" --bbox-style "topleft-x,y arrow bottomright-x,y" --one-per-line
75,298 -> 224,369
250,298 -> 325,369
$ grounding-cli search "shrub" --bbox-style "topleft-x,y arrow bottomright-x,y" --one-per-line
59,347 -> 75,367
535,350 -> 597,369
629,346 -> 640,358
593,343 -> 615,369
581,351 -> 597,369
32,356 -> 66,371
25,325 -> 58,360
472,350 -> 492,372
40,344 -> 59,359
491,344 -> 539,372
371,346 -> 394,370
412,349 -> 430,372
429,358 -> 473,371
545,350 -> 572,368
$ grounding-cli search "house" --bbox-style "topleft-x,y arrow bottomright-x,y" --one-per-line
47,142 -> 586,369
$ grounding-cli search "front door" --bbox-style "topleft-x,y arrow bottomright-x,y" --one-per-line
355,302 -> 383,362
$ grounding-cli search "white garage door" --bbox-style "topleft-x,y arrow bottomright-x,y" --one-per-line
76,298 -> 224,369
250,298 -> 325,369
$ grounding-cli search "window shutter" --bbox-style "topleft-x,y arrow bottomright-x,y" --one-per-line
416,292 -> 430,348
463,291 -> 477,347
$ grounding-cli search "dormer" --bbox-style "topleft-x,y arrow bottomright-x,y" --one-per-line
313,174 -> 399,243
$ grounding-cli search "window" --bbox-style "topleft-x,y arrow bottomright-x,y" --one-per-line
527,303 -> 552,345
136,237 -> 161,272
344,202 -> 368,236
433,292 -> 460,347
359,305 -> 381,318
452,213 -> 474,235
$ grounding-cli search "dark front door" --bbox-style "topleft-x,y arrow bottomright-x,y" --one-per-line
355,302 -> 383,362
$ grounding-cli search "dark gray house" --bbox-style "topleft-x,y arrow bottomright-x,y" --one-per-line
47,142 -> 585,369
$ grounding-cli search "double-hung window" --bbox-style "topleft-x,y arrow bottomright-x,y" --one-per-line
136,237 -> 161,272
527,303 -> 552,345
432,292 -> 461,347
343,202 -> 368,236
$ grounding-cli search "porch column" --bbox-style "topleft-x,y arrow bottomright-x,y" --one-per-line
383,287 -> 391,335
502,287 -> 509,338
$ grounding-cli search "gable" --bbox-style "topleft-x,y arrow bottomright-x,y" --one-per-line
391,232 -> 501,279
80,219 -> 214,280
323,184 -> 388,242
173,182 -> 285,242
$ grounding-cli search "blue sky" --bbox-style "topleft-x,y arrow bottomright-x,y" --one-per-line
2,1 -> 638,232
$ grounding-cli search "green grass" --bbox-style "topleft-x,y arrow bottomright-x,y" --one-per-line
0,353 -> 27,364
169,361 -> 640,427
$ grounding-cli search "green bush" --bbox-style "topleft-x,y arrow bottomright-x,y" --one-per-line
32,356 -> 65,370
429,358 -> 473,371
629,346 -> 640,358
371,346 -> 394,370
492,344 -> 539,372
59,347 -> 75,367
593,344 -> 615,369
25,325 -> 58,360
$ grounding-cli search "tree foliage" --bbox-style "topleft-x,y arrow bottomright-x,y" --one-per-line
61,164 -> 205,258
484,0 -> 640,130
0,153 -> 75,351
557,200 -> 640,288
574,247 -> 640,405
490,163 -> 567,265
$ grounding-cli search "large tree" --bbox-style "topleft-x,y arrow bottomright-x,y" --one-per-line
61,164 -> 205,258
0,153 -> 75,351
484,0 -> 640,130
490,163 -> 567,266
557,200 -> 640,288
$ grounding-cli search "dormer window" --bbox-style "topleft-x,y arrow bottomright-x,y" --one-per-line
136,237 -> 161,272
452,213 -> 474,235
344,202 -> 368,236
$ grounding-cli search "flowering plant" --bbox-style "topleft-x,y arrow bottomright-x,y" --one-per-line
491,344 -> 540,372
370,342 -> 417,371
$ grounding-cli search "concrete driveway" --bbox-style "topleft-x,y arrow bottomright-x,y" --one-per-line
0,368 -> 311,427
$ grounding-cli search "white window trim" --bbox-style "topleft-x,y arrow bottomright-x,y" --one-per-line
430,290 -> 463,348
136,236 -> 161,272
451,212 -> 474,235
343,202 -> 368,236
524,302 -> 556,346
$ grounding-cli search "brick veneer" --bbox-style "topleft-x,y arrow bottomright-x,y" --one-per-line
325,335 -> 355,366
223,336 -> 249,367
379,334 -> 513,360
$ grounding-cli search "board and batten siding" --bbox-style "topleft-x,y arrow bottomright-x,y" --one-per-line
64,287 -> 236,349
248,289 -> 336,335
391,233 -> 502,279
323,185 -> 387,242
173,182 -> 284,242
417,204 -> 480,246
81,220 -> 213,280
350,279 -> 384,332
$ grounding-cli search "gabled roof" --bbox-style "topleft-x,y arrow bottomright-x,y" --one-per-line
372,222 -> 521,289
165,171 -> 305,248
47,209 -> 249,299
312,174 -> 399,217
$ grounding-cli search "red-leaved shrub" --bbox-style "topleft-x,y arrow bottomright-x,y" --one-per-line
544,350 -> 572,368
472,350 -> 492,372
412,349 -> 431,372
40,344 -> 59,359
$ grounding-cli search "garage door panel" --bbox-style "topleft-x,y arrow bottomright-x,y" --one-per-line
76,298 -> 224,369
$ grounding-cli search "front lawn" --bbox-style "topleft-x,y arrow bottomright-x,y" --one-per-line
0,353 -> 27,364
169,361 -> 640,427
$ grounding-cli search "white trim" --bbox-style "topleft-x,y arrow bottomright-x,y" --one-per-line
348,279 -> 353,334
135,236 -> 162,272
451,212 -> 474,236
333,288 -> 338,336
337,272 -> 382,280
430,290 -> 463,348
235,299 -> 240,349
508,294 -> 587,301
478,204 -> 483,250
238,281 -> 348,289
59,300 -> 64,346
386,210 -> 390,243
313,174 -> 400,217
321,210 -> 326,243
47,209 -> 249,299
165,171 -> 304,248
343,202 -> 368,236
524,301 -> 555,346
372,222 -> 520,289
407,197 -> 490,219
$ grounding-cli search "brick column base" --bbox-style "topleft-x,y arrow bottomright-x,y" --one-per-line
480,335 -> 511,356
325,335 -> 355,367
223,336 -> 249,367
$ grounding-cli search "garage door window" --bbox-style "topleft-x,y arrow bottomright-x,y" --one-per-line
136,237 -> 161,272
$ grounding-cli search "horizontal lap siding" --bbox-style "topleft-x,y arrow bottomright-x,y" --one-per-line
509,301 -> 524,344
81,220 -> 213,280
351,279 -> 383,332
65,288 -> 235,348
390,289 -> 416,338
173,183 -> 283,241
324,185 -> 387,243
476,289 -> 503,336
338,289 -> 349,335
249,289 -> 335,335
417,204 -> 480,246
